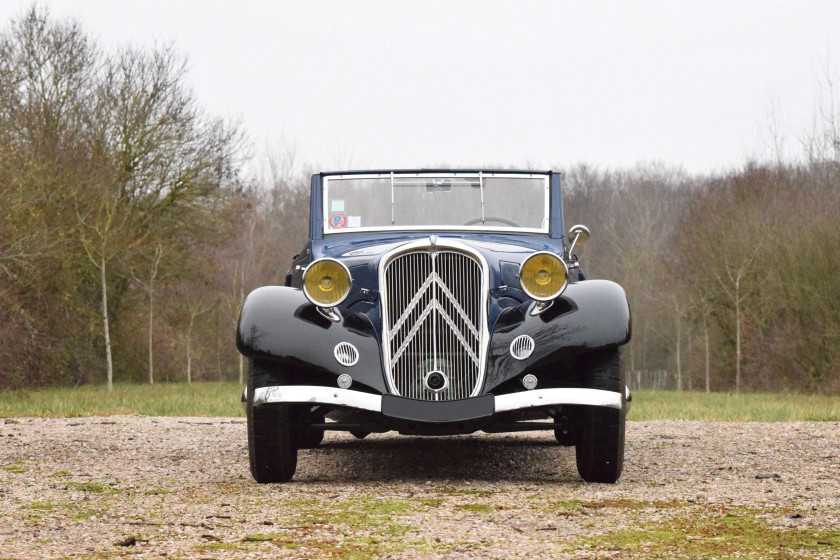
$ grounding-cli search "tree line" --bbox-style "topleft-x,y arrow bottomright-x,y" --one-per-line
0,8 -> 309,390
1,8 -> 839,392
563,159 -> 840,393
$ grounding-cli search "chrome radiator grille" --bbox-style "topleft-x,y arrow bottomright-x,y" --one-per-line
382,248 -> 486,400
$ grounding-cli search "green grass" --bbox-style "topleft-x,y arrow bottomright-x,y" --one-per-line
191,497 -> 430,559
64,481 -> 119,493
0,382 -> 244,417
242,533 -> 282,542
582,506 -> 840,558
1,383 -> 839,420
25,500 -> 104,522
630,390 -> 840,421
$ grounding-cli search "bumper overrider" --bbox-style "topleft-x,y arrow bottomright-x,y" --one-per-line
249,385 -> 623,423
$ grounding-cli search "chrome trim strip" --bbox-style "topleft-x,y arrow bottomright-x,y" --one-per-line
479,170 -> 485,223
325,225 -> 548,235
252,386 -> 382,412
494,388 -> 623,412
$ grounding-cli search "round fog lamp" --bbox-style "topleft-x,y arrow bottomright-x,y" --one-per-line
522,374 -> 538,390
303,258 -> 352,307
519,252 -> 568,301
337,374 -> 353,389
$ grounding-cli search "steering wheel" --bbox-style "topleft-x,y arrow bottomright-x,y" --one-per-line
462,216 -> 522,227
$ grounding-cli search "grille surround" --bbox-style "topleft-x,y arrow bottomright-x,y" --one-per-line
379,238 -> 490,401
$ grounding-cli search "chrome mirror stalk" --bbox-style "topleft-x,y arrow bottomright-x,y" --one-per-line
530,300 -> 554,316
317,307 -> 341,322
567,224 -> 591,257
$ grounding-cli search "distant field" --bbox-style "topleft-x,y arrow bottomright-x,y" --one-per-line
0,382 -> 245,418
0,383 -> 838,421
630,390 -> 840,422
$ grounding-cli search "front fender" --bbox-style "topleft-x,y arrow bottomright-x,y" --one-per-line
484,279 -> 631,392
236,286 -> 388,393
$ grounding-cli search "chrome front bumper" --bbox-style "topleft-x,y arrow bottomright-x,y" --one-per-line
247,385 -> 623,414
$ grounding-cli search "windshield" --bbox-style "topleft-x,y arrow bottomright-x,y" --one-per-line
323,172 -> 549,234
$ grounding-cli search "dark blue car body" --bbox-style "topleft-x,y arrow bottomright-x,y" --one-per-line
238,170 -> 631,483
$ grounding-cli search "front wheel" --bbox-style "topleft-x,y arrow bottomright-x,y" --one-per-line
294,410 -> 325,449
247,360 -> 298,483
553,415 -> 575,446
574,347 -> 626,483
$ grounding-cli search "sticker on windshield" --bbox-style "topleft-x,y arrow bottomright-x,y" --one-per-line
348,216 -> 361,228
329,213 -> 347,229
331,199 -> 344,212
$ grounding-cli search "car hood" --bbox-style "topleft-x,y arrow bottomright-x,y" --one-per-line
315,232 -> 563,268
303,233 -> 569,343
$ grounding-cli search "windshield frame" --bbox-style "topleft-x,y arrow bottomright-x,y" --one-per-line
321,171 -> 550,235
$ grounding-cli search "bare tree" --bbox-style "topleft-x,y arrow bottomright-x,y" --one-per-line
76,193 -> 138,391
128,243 -> 164,384
76,41 -> 242,389
221,153 -> 310,384
689,293 -> 715,392
714,242 -> 761,393
185,298 -> 215,384
802,49 -> 840,166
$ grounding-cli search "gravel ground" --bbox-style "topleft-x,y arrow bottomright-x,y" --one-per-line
1,417 -> 839,559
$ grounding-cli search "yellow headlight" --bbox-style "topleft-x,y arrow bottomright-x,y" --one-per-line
519,252 -> 568,301
303,259 -> 351,307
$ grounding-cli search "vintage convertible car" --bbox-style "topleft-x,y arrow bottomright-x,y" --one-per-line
237,170 -> 631,483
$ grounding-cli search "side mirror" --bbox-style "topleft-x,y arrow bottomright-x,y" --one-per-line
567,224 -> 590,257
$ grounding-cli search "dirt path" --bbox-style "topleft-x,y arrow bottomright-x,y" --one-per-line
1,418 -> 839,559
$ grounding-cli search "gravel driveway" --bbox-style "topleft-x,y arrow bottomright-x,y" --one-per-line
1,417 -> 839,559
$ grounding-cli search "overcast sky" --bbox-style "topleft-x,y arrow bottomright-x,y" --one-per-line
2,1 -> 839,175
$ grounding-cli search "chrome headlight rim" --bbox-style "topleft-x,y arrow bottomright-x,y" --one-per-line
302,258 -> 352,308
518,251 -> 569,302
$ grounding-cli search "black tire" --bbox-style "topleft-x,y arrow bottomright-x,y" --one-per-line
350,430 -> 370,440
574,347 -> 626,483
294,410 -> 325,449
553,415 -> 575,446
247,360 -> 297,483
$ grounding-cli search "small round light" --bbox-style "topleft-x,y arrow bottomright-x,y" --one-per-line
303,259 -> 352,307
337,374 -> 353,389
522,374 -> 538,390
519,251 -> 568,301
423,370 -> 448,393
